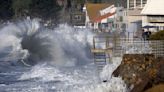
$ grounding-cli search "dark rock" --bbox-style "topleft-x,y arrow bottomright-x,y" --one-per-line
113,54 -> 159,92
153,57 -> 164,84
144,84 -> 164,92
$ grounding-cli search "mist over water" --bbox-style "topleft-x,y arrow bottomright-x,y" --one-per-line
0,19 -> 127,92
0,19 -> 93,66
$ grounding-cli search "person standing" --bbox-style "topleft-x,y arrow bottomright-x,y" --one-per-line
147,30 -> 152,40
142,29 -> 146,40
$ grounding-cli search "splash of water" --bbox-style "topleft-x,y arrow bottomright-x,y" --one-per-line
0,19 -> 94,66
18,57 -> 127,92
0,19 -> 128,92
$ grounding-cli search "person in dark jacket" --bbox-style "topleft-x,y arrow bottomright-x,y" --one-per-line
142,29 -> 151,40
142,29 -> 146,40
146,30 -> 152,40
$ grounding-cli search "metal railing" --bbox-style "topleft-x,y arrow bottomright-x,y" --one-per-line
148,17 -> 164,22
91,36 -> 164,58
91,36 -> 163,71
113,38 -> 164,58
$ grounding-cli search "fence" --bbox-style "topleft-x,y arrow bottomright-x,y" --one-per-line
91,36 -> 164,58
114,38 -> 164,58
91,36 -> 164,71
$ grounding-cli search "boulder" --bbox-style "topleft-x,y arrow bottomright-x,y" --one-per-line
113,54 -> 158,92
144,84 -> 164,92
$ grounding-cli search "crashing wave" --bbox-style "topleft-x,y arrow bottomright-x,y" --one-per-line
0,19 -> 94,66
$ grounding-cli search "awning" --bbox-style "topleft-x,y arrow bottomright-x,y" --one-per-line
142,25 -> 157,28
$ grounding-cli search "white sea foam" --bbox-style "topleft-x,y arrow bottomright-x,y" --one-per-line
19,57 -> 127,92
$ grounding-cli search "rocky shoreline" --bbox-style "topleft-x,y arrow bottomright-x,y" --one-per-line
113,54 -> 164,92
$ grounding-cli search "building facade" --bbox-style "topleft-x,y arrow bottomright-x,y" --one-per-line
84,3 -> 116,32
141,0 -> 164,31
127,0 -> 147,9
84,3 -> 125,33
124,0 -> 147,38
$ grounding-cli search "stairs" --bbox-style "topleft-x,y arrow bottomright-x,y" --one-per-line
94,52 -> 107,71
91,35 -> 113,72
113,46 -> 123,57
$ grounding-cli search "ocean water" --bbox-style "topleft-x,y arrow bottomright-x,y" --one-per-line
0,19 -> 127,92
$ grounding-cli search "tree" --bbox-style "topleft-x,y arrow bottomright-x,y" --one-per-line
0,0 -> 13,19
76,0 -> 85,4
95,0 -> 102,3
30,0 -> 61,19
12,0 -> 32,17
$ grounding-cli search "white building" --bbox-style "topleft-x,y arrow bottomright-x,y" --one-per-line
125,0 -> 148,38
83,3 -> 127,34
83,3 -> 117,32
141,0 -> 164,31
127,0 -> 147,9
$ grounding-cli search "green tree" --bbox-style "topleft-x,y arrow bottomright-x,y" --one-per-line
30,0 -> 61,19
92,0 -> 101,3
76,0 -> 85,4
12,0 -> 32,17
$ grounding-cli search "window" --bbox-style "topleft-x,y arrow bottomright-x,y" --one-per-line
136,0 -> 141,8
74,15 -> 81,20
129,0 -> 134,9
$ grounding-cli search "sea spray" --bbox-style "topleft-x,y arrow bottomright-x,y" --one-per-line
0,19 -> 128,92
0,19 -> 94,66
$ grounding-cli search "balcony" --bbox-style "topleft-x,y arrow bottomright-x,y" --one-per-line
148,16 -> 164,23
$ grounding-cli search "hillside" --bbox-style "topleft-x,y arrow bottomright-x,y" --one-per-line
0,0 -> 127,23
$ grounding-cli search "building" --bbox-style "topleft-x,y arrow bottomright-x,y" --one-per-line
68,0 -> 86,28
141,0 -> 164,31
70,12 -> 86,27
84,3 -> 120,32
127,0 -> 147,9
124,0 -> 147,38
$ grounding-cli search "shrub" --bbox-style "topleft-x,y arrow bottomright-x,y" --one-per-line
150,30 -> 164,40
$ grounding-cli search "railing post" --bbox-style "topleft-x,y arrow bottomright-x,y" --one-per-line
93,36 -> 95,49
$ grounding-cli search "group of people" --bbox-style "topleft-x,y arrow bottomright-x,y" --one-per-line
142,29 -> 152,40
